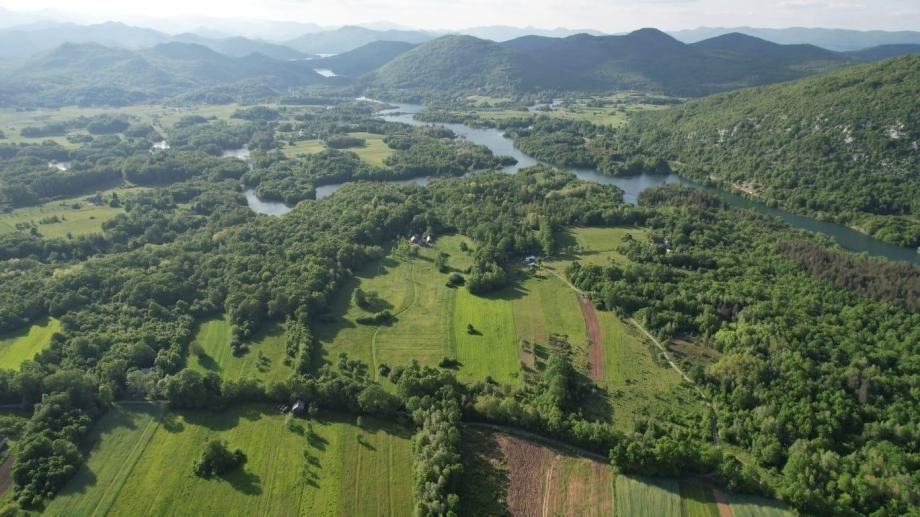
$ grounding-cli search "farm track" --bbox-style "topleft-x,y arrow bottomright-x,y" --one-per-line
576,294 -> 605,381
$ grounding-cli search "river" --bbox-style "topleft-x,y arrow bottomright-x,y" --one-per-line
246,101 -> 918,264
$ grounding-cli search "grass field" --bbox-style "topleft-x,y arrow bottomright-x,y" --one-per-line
43,403 -> 165,516
680,479 -> 721,517
549,226 -> 649,268
45,404 -> 412,517
0,318 -> 60,369
189,317 -> 292,383
280,132 -> 393,166
0,192 -> 135,239
728,493 -> 797,517
614,475 -> 682,517
317,235 -> 591,386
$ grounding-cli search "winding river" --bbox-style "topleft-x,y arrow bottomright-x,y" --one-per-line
246,101 -> 918,264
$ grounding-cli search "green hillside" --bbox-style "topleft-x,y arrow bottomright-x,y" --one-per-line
618,54 -> 920,246
368,29 -> 859,98
0,42 -> 324,107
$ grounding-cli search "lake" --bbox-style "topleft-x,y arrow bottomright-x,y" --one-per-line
244,189 -> 291,216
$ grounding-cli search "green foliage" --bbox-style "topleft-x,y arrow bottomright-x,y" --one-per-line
193,439 -> 246,478
617,55 -> 920,246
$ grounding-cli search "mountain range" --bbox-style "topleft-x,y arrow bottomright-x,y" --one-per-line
366,29 -> 916,97
0,21 -> 315,62
668,26 -> 920,52
0,41 -> 323,106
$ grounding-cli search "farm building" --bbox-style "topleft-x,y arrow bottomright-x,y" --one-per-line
291,400 -> 306,415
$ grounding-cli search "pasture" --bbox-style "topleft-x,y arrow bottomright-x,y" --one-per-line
44,404 -> 412,517
0,318 -> 60,369
189,317 -> 292,383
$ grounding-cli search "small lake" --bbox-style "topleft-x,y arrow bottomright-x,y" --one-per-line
244,189 -> 292,216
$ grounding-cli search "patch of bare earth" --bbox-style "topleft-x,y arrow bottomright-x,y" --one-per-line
0,453 -> 13,495
577,295 -> 605,381
713,488 -> 734,517
496,433 -> 612,517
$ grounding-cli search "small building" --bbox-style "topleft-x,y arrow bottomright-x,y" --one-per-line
291,400 -> 306,415
425,234 -> 433,246
409,235 -> 418,244
524,255 -> 537,266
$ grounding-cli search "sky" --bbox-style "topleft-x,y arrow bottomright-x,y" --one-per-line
2,0 -> 919,32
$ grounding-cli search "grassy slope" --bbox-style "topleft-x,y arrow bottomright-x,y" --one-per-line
679,479 -> 720,517
48,405 -> 412,516
0,317 -> 60,369
189,317 -> 292,383
728,493 -> 797,517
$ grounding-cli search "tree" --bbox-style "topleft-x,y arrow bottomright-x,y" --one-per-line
193,440 -> 246,478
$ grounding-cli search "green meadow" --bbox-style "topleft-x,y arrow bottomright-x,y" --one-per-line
0,318 -> 60,369
281,132 -> 394,166
0,194 -> 132,239
44,404 -> 412,517
189,317 -> 292,383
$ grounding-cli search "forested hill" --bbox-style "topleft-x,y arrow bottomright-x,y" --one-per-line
313,41 -> 417,77
0,42 -> 325,107
367,28 -> 884,98
617,55 -> 920,247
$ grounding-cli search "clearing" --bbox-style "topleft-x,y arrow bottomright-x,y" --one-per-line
280,132 -> 394,166
0,317 -> 60,369
189,317 -> 292,383
0,192 -> 135,239
45,404 -> 412,517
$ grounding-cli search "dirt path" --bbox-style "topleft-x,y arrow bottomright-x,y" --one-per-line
576,295 -> 605,381
712,488 -> 734,517
0,453 -> 14,496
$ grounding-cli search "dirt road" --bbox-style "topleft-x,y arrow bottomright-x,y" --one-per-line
577,295 -> 605,381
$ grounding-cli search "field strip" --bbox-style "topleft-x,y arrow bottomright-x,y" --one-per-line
576,294 -> 605,381
90,403 -> 164,517
466,422 -> 608,462
372,259 -> 418,378
713,487 -> 734,517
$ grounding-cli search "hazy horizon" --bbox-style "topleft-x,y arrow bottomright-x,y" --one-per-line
2,0 -> 918,34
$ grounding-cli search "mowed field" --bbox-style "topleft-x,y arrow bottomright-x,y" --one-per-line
0,317 -> 60,369
317,235 -> 592,386
189,317 -> 292,383
44,404 -> 412,517
281,132 -> 394,166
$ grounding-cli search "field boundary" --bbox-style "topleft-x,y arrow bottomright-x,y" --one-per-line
372,257 -> 418,379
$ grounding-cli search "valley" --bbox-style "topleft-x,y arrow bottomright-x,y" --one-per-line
0,9 -> 916,517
